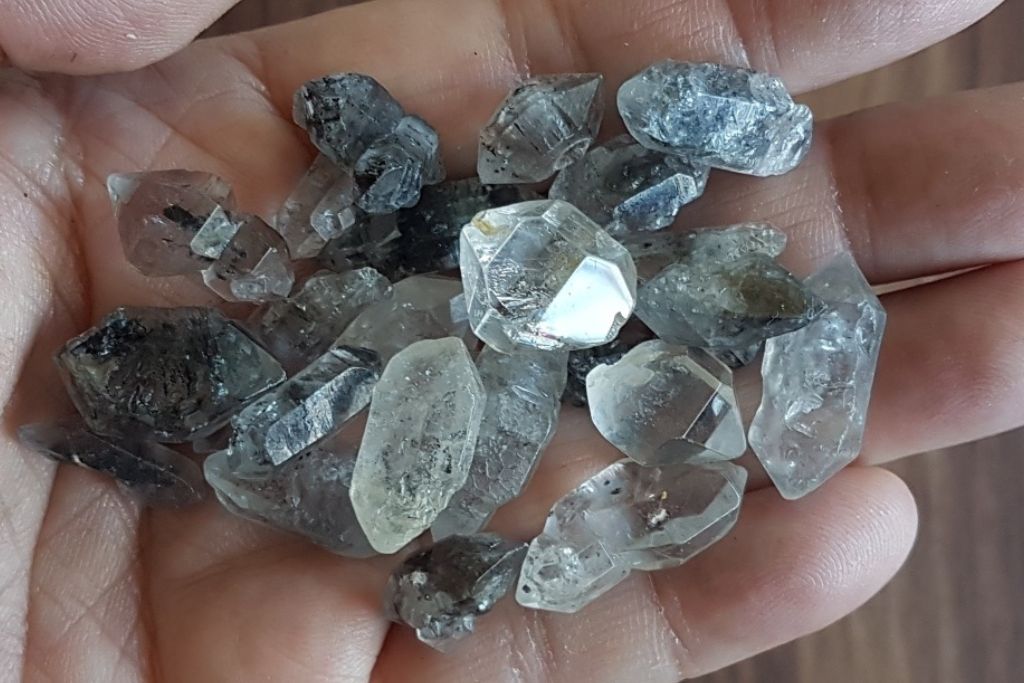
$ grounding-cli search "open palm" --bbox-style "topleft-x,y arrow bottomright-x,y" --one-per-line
1,0 -> 1021,680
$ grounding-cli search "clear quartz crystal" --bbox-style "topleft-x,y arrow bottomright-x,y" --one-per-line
587,341 -> 746,466
385,533 -> 527,650
563,338 -> 638,407
460,200 -> 637,352
56,307 -> 285,443
618,61 -> 813,176
432,347 -> 568,539
351,338 -> 487,554
355,115 -> 445,214
549,135 -> 710,235
201,213 -> 295,303
749,253 -> 886,500
621,223 -> 787,281
516,459 -> 746,613
275,155 -> 354,258
19,420 -> 205,507
249,269 -> 393,371
478,74 -> 604,183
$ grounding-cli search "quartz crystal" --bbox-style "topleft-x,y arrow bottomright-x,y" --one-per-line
460,200 -> 637,352
205,435 -> 375,557
351,338 -> 486,554
749,253 -> 886,500
317,213 -> 403,274
563,339 -> 636,407
636,254 -> 822,351
618,61 -> 813,177
229,345 -> 381,467
293,74 -> 405,165
479,74 -> 604,183
201,213 -> 295,303
337,275 -> 469,362
516,460 -> 746,613
19,421 -> 205,507
587,341 -> 745,466
432,347 -> 568,539
355,115 -> 445,214
57,307 -> 285,443
249,269 -> 392,371
275,155 -> 355,258
108,170 -> 237,276
621,223 -> 787,281
550,135 -> 710,235
386,533 -> 527,649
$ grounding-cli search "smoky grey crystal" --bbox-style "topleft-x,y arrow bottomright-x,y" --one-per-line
385,533 -> 527,650
355,115 -> 446,214
56,307 -> 286,443
621,223 -> 787,281
618,61 -> 813,177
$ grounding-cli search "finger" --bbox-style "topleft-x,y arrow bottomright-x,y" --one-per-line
0,0 -> 241,74
373,467 -> 917,682
864,261 -> 1024,464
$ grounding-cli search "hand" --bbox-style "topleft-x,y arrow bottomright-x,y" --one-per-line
0,0 -> 1018,680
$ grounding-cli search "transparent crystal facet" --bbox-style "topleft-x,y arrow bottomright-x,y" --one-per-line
516,460 -> 746,613
355,115 -> 446,214
563,338 -> 639,407
618,61 -> 813,177
351,338 -> 487,553
587,341 -> 746,466
201,213 -> 295,303
274,154 -> 354,258
749,253 -> 886,500
478,74 -> 604,183
432,347 -> 568,539
549,135 -> 710,235
460,199 -> 637,352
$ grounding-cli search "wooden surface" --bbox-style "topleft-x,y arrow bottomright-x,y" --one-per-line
208,2 -> 1024,681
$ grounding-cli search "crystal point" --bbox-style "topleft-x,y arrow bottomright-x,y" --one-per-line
201,213 -> 295,303
622,223 -> 787,281
275,155 -> 354,258
355,115 -> 445,214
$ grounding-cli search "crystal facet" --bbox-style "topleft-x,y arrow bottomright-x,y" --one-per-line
516,460 -> 746,613
385,533 -> 527,649
636,254 -> 822,351
587,341 -> 746,466
19,421 -> 205,506
351,338 -> 486,553
460,199 -> 638,352
275,155 -> 354,258
618,61 -> 813,177
749,253 -> 886,500
200,213 -> 295,303
550,135 -> 710,235
249,269 -> 392,371
57,307 -> 285,443
563,339 -> 637,407
479,74 -> 604,183
355,115 -> 445,214
432,347 -> 568,539
293,74 -> 405,165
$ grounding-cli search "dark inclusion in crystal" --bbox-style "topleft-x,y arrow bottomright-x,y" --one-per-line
19,421 -> 205,507
355,115 -> 445,215
385,534 -> 527,650
57,307 -> 286,443
563,339 -> 636,407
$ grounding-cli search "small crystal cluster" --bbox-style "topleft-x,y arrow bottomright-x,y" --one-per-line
19,63 -> 887,650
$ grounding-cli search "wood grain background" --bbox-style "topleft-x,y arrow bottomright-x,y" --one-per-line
208,2 -> 1024,681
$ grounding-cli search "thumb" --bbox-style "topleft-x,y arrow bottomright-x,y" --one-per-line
0,0 -> 241,75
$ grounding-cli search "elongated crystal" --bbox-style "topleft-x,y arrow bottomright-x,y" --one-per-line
621,223 -> 787,281
275,155 -> 354,258
749,253 -> 886,500
201,213 -> 295,303
351,338 -> 486,553
355,115 -> 445,214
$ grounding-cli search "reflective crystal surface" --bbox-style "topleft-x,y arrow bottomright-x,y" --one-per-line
636,254 -> 822,351
57,307 -> 285,443
479,74 -> 604,183
621,223 -> 787,281
205,432 -> 375,557
356,115 -> 445,214
293,73 -> 405,165
229,345 -> 381,467
351,338 -> 486,553
201,213 -> 295,303
249,269 -> 392,371
318,213 -> 403,274
310,172 -> 360,246
516,460 -> 746,613
749,253 -> 886,500
460,200 -> 637,352
550,135 -> 710,235
275,155 -> 354,258
432,348 -> 568,539
337,275 -> 469,363
386,533 -> 527,649
108,170 -> 237,276
619,61 -> 813,177
563,339 -> 636,407
19,421 -> 205,507
587,341 -> 745,466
